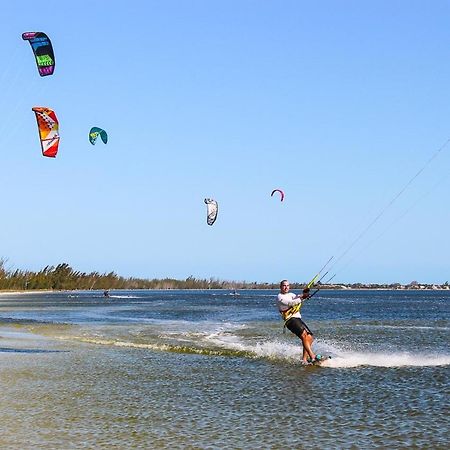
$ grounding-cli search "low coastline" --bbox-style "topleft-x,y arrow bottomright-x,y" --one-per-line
0,290 -> 54,296
0,285 -> 449,296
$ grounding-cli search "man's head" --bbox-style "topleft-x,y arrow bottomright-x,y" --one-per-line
280,280 -> 290,293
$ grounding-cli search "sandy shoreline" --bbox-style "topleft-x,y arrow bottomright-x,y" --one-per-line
0,290 -> 54,296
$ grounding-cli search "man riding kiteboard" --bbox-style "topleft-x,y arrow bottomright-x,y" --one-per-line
277,280 -> 325,364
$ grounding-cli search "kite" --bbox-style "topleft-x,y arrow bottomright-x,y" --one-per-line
271,189 -> 285,202
32,107 -> 60,158
22,32 -> 55,76
89,127 -> 108,145
204,198 -> 218,226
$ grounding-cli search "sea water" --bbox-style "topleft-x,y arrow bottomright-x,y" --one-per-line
0,289 -> 448,449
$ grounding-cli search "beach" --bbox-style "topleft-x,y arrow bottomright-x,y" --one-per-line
0,289 -> 448,449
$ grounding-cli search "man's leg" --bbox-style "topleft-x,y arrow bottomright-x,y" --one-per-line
302,345 -> 308,362
301,330 -> 315,361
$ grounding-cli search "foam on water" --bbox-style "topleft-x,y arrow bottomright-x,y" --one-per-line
52,327 -> 450,368
354,324 -> 450,331
251,340 -> 304,360
311,338 -> 450,367
323,351 -> 450,368
203,331 -> 450,367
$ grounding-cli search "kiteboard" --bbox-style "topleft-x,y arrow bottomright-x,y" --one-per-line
308,355 -> 331,366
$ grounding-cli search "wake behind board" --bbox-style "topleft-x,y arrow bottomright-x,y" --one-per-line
308,355 -> 331,366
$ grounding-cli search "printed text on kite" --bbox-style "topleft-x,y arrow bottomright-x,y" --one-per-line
32,107 -> 60,158
22,32 -> 55,77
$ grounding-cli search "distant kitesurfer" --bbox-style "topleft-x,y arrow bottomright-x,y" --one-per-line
104,290 -> 110,298
276,280 -> 323,364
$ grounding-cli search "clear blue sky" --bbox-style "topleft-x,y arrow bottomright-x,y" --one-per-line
1,1 -> 449,284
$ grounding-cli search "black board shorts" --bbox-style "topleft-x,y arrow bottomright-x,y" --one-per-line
285,317 -> 313,338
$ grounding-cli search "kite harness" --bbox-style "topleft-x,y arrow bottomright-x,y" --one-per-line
281,303 -> 302,332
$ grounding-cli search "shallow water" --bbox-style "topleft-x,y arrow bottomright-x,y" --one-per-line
0,289 -> 448,449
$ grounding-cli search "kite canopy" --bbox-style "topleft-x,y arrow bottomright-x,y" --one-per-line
204,198 -> 218,226
89,127 -> 108,145
22,32 -> 55,76
271,189 -> 285,202
32,107 -> 60,158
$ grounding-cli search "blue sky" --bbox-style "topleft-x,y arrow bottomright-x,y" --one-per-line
1,1 -> 449,284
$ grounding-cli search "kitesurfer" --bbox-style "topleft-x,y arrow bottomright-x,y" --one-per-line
103,290 -> 110,298
277,280 -> 322,364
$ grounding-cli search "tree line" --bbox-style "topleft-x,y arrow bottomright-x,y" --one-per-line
0,260 -> 283,291
1,260 -> 445,291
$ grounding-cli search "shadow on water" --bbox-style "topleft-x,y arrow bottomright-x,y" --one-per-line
0,347 -> 67,354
